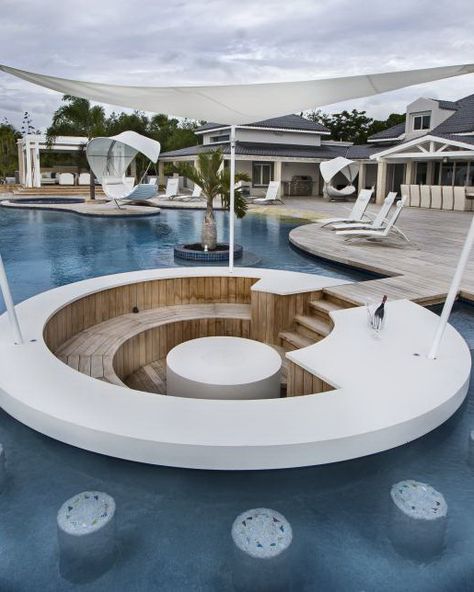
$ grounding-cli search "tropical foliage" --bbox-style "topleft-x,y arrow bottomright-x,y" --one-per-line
305,109 -> 405,144
0,119 -> 20,182
173,150 -> 250,250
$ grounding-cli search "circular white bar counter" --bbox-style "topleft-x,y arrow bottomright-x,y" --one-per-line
166,336 -> 281,399
0,267 -> 470,470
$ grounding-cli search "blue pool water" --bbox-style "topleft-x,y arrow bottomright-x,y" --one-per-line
0,207 -> 473,591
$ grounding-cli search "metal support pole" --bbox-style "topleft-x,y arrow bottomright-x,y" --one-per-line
229,125 -> 236,272
428,213 -> 474,359
0,252 -> 24,344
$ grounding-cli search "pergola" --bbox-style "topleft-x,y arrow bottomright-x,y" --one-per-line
1,62 -> 474,359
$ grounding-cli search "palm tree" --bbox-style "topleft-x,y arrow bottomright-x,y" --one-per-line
46,95 -> 107,199
174,150 -> 250,250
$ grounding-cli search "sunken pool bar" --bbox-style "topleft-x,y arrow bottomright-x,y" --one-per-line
0,267 -> 470,470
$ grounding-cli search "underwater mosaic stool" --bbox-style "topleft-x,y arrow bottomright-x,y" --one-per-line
231,507 -> 293,591
390,480 -> 447,560
57,491 -> 116,582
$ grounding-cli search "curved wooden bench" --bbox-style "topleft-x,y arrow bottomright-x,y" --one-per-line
55,303 -> 252,389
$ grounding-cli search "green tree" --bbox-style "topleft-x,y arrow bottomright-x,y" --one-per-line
46,95 -> 107,198
174,150 -> 249,250
0,119 -> 20,183
305,109 -> 405,144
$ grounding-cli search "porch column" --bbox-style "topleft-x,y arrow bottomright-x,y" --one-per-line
274,160 -> 282,196
426,161 -> 435,185
358,162 -> 367,193
158,160 -> 165,186
375,159 -> 388,204
32,141 -> 41,187
24,140 -> 32,188
314,164 -> 320,196
405,160 -> 415,185
17,141 -> 25,185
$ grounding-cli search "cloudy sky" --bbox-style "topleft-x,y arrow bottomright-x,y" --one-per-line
1,0 -> 474,130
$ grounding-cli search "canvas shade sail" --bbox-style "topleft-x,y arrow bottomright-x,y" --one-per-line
1,63 -> 474,124
320,157 -> 359,184
86,130 -> 161,183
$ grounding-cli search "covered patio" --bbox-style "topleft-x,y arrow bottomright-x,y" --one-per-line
372,134 -> 474,209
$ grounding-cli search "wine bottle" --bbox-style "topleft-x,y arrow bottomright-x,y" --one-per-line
373,295 -> 387,330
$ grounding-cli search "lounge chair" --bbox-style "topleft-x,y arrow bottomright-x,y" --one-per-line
172,184 -> 204,202
251,181 -> 283,204
336,197 -> 408,241
319,188 -> 373,227
101,175 -> 158,208
161,177 -> 179,200
331,192 -> 397,231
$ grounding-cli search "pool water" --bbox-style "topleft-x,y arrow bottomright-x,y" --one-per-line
0,207 -> 473,591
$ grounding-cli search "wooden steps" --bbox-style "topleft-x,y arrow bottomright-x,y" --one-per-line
278,292 -> 354,353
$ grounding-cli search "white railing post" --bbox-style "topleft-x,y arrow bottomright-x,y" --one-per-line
428,213 -> 474,359
0,252 -> 24,344
228,125 -> 236,273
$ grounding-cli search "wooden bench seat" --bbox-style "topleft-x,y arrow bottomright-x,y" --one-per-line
55,303 -> 252,388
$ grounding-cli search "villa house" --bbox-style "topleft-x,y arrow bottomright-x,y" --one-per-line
363,93 -> 474,208
160,96 -> 474,210
158,115 -> 354,198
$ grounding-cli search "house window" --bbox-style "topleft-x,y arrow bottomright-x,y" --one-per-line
412,113 -> 431,131
252,162 -> 274,186
440,162 -> 455,186
210,134 -> 230,143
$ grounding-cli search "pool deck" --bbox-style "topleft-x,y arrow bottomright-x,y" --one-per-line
0,197 -> 161,217
283,198 -> 474,306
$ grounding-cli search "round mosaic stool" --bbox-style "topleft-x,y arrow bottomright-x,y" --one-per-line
390,480 -> 447,560
231,508 -> 293,591
57,491 -> 116,582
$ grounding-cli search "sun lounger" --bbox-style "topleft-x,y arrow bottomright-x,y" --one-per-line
251,181 -> 283,204
331,192 -> 397,231
336,197 -> 408,241
319,189 -> 373,227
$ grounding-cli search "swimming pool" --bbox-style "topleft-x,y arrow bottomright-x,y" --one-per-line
0,207 -> 473,591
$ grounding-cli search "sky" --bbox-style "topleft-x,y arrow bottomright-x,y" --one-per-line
1,0 -> 474,131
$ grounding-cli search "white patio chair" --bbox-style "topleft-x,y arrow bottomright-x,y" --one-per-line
78,172 -> 90,186
161,177 -> 179,199
172,183 -> 204,202
331,192 -> 397,231
336,197 -> 408,242
319,188 -> 373,227
251,181 -> 283,204
58,173 -> 75,186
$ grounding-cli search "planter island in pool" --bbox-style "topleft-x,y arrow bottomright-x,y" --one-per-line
0,267 -> 470,470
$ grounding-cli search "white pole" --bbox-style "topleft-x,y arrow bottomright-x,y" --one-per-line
0,252 -> 24,344
228,125 -> 236,273
428,213 -> 474,359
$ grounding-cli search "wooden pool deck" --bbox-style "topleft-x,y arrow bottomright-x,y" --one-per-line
286,198 -> 474,306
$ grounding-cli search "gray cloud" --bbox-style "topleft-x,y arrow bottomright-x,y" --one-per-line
1,0 -> 473,129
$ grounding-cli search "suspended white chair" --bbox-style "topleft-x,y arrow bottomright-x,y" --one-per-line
86,131 -> 161,208
320,157 -> 359,201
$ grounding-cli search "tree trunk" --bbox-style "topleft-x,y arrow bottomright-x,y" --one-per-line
201,205 -> 217,250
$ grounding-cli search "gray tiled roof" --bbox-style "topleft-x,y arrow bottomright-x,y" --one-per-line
367,122 -> 406,142
346,144 -> 394,159
161,141 -> 346,160
195,114 -> 330,134
435,99 -> 459,111
431,94 -> 474,135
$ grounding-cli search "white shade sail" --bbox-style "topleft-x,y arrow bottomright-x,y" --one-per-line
86,130 -> 160,183
320,157 -> 359,183
1,63 -> 474,124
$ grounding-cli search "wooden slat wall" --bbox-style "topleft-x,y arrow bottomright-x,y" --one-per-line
113,318 -> 251,382
44,276 -> 257,353
286,361 -> 333,396
250,290 -> 322,344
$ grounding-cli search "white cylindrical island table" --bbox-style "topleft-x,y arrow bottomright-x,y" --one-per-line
166,336 -> 282,399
